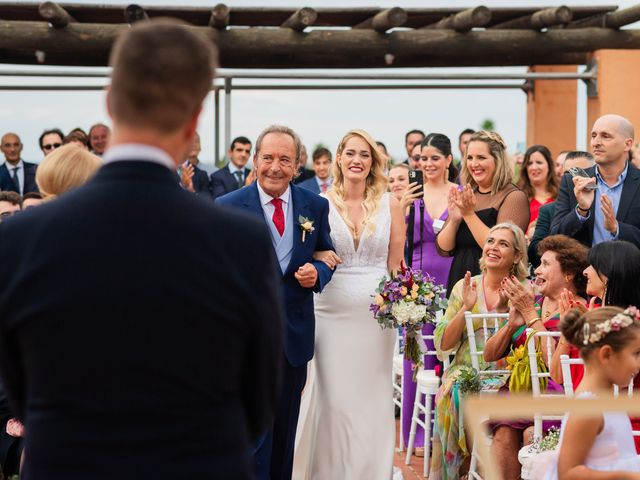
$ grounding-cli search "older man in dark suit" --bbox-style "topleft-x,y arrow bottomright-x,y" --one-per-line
550,114 -> 640,248
217,125 -> 334,480
0,19 -> 283,480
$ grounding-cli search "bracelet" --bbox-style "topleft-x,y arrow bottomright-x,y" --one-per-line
576,205 -> 590,215
526,317 -> 542,328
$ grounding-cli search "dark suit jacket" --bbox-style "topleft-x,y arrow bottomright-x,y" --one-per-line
298,176 -> 320,194
216,182 -> 334,367
550,163 -> 640,247
0,160 -> 283,480
528,201 -> 556,268
211,165 -> 251,200
0,161 -> 38,194
292,168 -> 315,184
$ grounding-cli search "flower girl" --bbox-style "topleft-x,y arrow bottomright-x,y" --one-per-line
539,306 -> 640,479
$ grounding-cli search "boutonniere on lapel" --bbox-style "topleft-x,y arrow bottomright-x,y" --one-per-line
298,215 -> 315,243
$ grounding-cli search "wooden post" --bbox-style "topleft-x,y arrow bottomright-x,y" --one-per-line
209,4 -> 230,30
586,49 -> 640,145
124,4 -> 148,24
38,2 -> 76,28
353,7 -> 407,33
425,6 -> 491,32
526,65 -> 578,157
280,7 -> 317,31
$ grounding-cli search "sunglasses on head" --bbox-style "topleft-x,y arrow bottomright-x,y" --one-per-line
43,143 -> 61,151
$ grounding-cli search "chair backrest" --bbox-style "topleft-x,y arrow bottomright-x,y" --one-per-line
559,354 -> 638,438
464,311 -> 510,375
527,329 -> 562,397
560,354 -> 633,397
527,329 -> 562,439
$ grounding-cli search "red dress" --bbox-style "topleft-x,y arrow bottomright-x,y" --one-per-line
528,197 -> 554,228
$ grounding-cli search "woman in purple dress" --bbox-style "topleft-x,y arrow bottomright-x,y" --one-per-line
400,133 -> 458,451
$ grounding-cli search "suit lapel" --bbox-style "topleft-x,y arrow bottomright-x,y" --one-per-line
285,184 -> 311,276
242,183 -> 267,224
617,163 -> 640,221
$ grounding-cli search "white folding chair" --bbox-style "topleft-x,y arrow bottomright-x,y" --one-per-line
464,312 -> 511,480
403,310 -> 448,468
527,329 -> 563,439
405,370 -> 440,477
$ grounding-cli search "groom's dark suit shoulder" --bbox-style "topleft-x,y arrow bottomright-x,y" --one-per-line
0,161 -> 284,480
0,19 -> 282,480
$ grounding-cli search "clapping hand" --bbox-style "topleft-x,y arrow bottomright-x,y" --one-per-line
244,169 -> 256,186
400,182 -> 423,210
295,263 -> 318,288
313,250 -> 342,270
506,306 -> 525,330
454,184 -> 477,217
559,288 -> 588,318
572,175 -> 596,213
180,163 -> 195,192
601,194 -> 618,235
461,271 -> 478,310
502,275 -> 535,317
447,185 -> 463,222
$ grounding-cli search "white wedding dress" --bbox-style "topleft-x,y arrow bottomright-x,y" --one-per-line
293,193 -> 397,480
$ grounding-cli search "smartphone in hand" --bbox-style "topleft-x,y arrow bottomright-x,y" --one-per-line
408,169 -> 424,195
568,167 -> 597,191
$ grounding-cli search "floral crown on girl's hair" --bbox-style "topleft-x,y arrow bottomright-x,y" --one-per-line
582,306 -> 640,345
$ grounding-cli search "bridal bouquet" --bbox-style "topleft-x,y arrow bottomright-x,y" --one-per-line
370,264 -> 447,378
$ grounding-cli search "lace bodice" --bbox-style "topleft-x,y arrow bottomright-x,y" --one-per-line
325,193 -> 390,271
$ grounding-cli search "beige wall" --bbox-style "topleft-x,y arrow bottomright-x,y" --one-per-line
587,49 -> 640,144
526,65 -> 578,157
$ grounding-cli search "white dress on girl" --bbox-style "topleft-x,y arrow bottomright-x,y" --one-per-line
534,392 -> 640,479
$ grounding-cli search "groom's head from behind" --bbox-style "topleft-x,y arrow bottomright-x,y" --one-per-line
254,125 -> 303,198
107,18 -> 217,165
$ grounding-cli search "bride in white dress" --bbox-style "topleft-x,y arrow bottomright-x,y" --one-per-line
293,129 -> 405,479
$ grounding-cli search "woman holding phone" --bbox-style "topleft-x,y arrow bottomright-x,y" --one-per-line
436,131 -> 529,294
398,133 -> 457,453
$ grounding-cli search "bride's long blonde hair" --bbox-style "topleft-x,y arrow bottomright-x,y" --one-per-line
328,129 -> 388,236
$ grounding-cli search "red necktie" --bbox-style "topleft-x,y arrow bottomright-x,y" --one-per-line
321,182 -> 328,193
271,198 -> 285,236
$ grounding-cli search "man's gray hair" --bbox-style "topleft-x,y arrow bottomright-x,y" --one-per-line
255,125 -> 303,165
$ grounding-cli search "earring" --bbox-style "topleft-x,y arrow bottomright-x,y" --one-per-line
564,275 -> 570,284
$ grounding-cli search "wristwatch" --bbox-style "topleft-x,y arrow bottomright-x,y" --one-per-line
576,205 -> 590,216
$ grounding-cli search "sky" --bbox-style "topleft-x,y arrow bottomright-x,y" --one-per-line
0,0 -> 637,165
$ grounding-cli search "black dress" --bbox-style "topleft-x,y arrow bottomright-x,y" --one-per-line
437,183 -> 530,294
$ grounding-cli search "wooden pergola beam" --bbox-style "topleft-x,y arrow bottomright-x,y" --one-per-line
353,7 -> 407,33
280,7 -> 317,31
424,6 -> 491,32
1,22 -> 639,67
38,2 -> 76,28
492,6 -> 573,30
208,4 -> 230,30
567,4 -> 640,29
124,4 -> 148,24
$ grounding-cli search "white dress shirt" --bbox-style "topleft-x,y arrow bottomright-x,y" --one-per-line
4,159 -> 25,195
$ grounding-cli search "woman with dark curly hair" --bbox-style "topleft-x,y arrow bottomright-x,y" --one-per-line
518,145 -> 559,238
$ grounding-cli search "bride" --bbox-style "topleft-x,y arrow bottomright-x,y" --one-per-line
293,129 -> 405,479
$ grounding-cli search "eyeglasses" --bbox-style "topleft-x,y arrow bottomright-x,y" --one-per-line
43,143 -> 61,151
